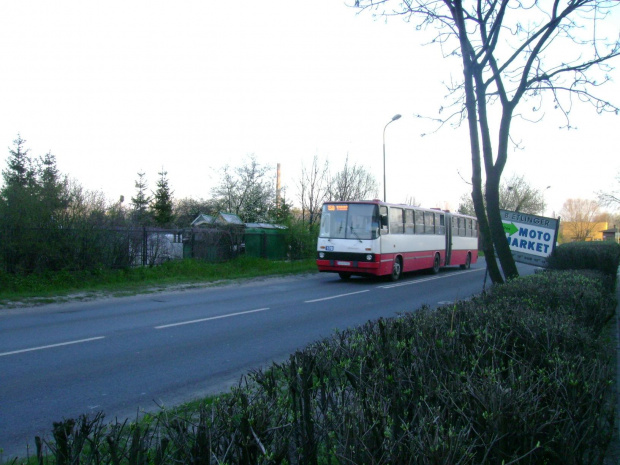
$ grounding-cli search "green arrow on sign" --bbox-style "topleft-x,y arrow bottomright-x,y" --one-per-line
503,222 -> 518,236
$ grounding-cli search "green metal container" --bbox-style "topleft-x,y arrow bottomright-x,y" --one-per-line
244,223 -> 288,260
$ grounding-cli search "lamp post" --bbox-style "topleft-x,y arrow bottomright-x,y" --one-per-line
383,114 -> 401,202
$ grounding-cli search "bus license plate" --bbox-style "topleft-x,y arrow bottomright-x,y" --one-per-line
337,261 -> 351,266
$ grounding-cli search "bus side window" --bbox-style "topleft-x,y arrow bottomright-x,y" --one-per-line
458,217 -> 466,236
472,219 -> 478,237
436,213 -> 445,235
405,210 -> 414,234
389,207 -> 404,234
415,210 -> 424,234
452,216 -> 458,236
424,212 -> 434,234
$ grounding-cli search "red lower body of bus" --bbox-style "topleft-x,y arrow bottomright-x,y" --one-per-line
316,249 -> 478,277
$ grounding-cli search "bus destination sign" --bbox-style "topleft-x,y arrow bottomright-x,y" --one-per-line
500,209 -> 560,268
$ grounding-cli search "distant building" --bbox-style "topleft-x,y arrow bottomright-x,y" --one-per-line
191,213 -> 215,227
559,221 -> 609,242
215,212 -> 244,226
186,212 -> 245,262
602,225 -> 620,243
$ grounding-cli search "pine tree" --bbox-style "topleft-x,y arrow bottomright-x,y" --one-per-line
151,169 -> 174,227
0,135 -> 37,226
37,151 -> 69,226
271,195 -> 293,224
131,172 -> 152,226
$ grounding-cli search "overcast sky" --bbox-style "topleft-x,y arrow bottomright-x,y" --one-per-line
1,0 -> 618,217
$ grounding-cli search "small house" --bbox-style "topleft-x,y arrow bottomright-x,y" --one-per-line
186,212 -> 245,261
191,214 -> 215,227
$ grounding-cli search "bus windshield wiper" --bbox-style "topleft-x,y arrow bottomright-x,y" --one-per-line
349,226 -> 362,243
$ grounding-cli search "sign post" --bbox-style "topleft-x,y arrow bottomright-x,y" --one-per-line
500,209 -> 560,267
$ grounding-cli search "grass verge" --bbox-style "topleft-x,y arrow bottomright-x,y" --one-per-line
0,257 -> 317,307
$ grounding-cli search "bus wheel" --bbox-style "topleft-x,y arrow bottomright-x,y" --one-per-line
431,253 -> 441,274
460,253 -> 471,270
338,272 -> 352,281
390,257 -> 402,281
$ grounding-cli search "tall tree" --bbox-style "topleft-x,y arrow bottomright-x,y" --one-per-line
270,194 -> 293,224
355,1 -> 620,283
174,197 -> 219,226
297,154 -> 330,226
151,169 -> 174,226
0,135 -> 37,226
1,135 -> 33,189
131,172 -> 152,226
0,136 -> 115,273
458,174 -> 548,216
37,151 -> 70,226
212,154 -> 274,223
560,198 -> 602,241
329,154 -> 379,201
597,171 -> 620,210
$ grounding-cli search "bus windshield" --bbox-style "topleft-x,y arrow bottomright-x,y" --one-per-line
319,203 -> 380,240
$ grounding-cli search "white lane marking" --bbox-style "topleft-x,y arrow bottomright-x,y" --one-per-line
305,290 -> 370,303
0,336 -> 105,358
380,268 -> 484,289
155,307 -> 270,329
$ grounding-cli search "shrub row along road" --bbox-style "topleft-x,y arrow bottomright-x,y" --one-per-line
0,259 -> 532,458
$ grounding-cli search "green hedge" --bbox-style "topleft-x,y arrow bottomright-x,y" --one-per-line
548,241 -> 620,284
20,269 -> 617,465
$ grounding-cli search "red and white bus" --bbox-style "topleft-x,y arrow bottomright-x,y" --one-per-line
316,200 -> 478,280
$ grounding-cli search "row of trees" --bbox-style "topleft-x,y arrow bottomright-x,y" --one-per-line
0,136 -> 384,273
4,133 -> 617,236
559,197 -> 619,242
0,137 -> 382,233
297,154 -> 378,226
0,135 -> 110,231
459,173 -> 620,243
457,174 -> 549,216
133,153 -> 380,228
458,171 -> 620,242
2,129 -> 618,274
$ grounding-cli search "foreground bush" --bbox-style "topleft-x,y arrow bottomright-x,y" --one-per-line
10,271 -> 617,465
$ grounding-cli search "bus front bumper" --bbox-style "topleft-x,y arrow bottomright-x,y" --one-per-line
316,259 -> 381,274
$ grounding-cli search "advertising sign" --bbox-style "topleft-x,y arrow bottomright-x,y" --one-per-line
500,209 -> 560,267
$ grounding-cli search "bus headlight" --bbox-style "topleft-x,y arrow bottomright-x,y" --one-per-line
319,252 -> 325,259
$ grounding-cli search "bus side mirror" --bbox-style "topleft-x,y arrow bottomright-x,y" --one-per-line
380,214 -> 388,228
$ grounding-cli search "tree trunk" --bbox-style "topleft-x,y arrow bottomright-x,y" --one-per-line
487,113 -> 519,281
485,171 -> 519,281
454,0 -> 504,284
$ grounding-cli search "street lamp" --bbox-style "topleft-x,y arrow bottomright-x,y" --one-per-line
383,114 -> 401,202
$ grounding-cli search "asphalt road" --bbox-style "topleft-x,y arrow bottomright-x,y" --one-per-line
0,258 -> 529,459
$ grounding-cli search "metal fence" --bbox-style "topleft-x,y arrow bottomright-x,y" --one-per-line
0,226 -> 243,273
0,225 -> 317,274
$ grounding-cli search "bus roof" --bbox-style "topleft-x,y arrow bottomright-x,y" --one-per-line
322,200 -> 477,219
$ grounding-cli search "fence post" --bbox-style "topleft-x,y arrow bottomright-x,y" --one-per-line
142,226 -> 147,267
190,228 -> 195,259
